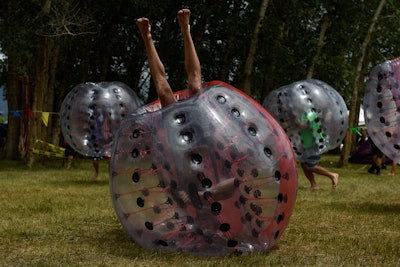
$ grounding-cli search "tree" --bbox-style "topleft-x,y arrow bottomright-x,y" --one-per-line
241,0 -> 270,95
341,0 -> 387,166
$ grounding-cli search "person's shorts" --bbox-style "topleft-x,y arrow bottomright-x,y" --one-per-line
371,142 -> 384,158
302,154 -> 321,169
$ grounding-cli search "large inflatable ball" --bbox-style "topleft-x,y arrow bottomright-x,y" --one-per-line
263,79 -> 348,162
110,81 -> 298,256
364,57 -> 400,162
60,81 -> 143,159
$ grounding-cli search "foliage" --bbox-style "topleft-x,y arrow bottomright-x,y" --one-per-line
0,0 -> 400,159
0,154 -> 399,266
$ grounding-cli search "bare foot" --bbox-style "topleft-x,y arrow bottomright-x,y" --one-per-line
92,173 -> 98,182
331,173 -> 339,189
310,185 -> 320,190
177,9 -> 191,31
136,17 -> 151,39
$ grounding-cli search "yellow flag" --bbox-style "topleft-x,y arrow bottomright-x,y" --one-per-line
42,112 -> 49,127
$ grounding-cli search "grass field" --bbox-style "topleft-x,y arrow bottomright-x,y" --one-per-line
1,154 -> 400,266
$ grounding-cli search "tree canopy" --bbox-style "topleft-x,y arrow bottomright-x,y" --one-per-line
0,0 -> 399,164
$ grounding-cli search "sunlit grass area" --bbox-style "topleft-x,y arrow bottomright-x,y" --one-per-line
1,154 -> 399,266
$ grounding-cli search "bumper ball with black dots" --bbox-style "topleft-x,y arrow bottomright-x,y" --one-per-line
110,81 -> 298,256
263,79 -> 348,162
364,57 -> 400,162
60,81 -> 143,159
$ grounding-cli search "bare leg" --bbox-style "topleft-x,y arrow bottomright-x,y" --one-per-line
177,9 -> 202,96
92,160 -> 99,181
136,18 -> 176,107
301,163 -> 320,190
309,165 -> 339,189
389,161 -> 396,175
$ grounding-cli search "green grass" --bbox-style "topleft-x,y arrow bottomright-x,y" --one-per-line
1,155 -> 400,266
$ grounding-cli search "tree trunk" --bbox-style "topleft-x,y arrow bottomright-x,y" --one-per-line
340,0 -> 386,166
28,36 -> 60,167
5,47 -> 21,159
306,14 -> 330,79
241,0 -> 270,95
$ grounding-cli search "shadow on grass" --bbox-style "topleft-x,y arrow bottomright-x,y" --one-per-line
328,201 -> 400,215
50,178 -> 110,187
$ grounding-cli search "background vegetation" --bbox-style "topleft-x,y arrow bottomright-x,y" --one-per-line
0,0 -> 400,165
1,155 -> 399,266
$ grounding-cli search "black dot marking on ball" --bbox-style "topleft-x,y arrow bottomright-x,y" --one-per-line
252,229 -> 259,237
141,188 -> 149,196
248,126 -> 257,136
165,197 -> 173,205
132,129 -> 141,138
274,230 -> 280,240
217,95 -> 226,104
136,197 -> 144,207
239,195 -> 247,204
224,160 -> 232,169
164,161 -> 171,171
245,212 -> 253,221
377,85 -> 382,92
181,131 -> 193,143
145,222 -> 153,230
203,191 -> 213,200
231,108 -> 240,117
256,218 -> 263,228
380,117 -> 386,123
153,206 -> 161,214
264,147 -> 272,157
170,180 -> 178,189
185,216 -> 194,225
237,169 -> 244,177
175,114 -> 186,124
275,170 -> 281,182
251,168 -> 259,177
201,178 -> 212,188
244,185 -> 252,194
91,134 -> 96,140
251,203 -> 262,215
377,102 -> 383,109
220,223 -> 231,232
394,144 -> 400,150
227,239 -> 238,247
386,132 -> 392,138
277,193 -> 283,203
131,148 -> 139,158
166,222 -> 175,230
191,154 -> 202,165
253,190 -> 262,199
132,172 -> 140,183
211,202 -> 222,215
277,213 -> 284,224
